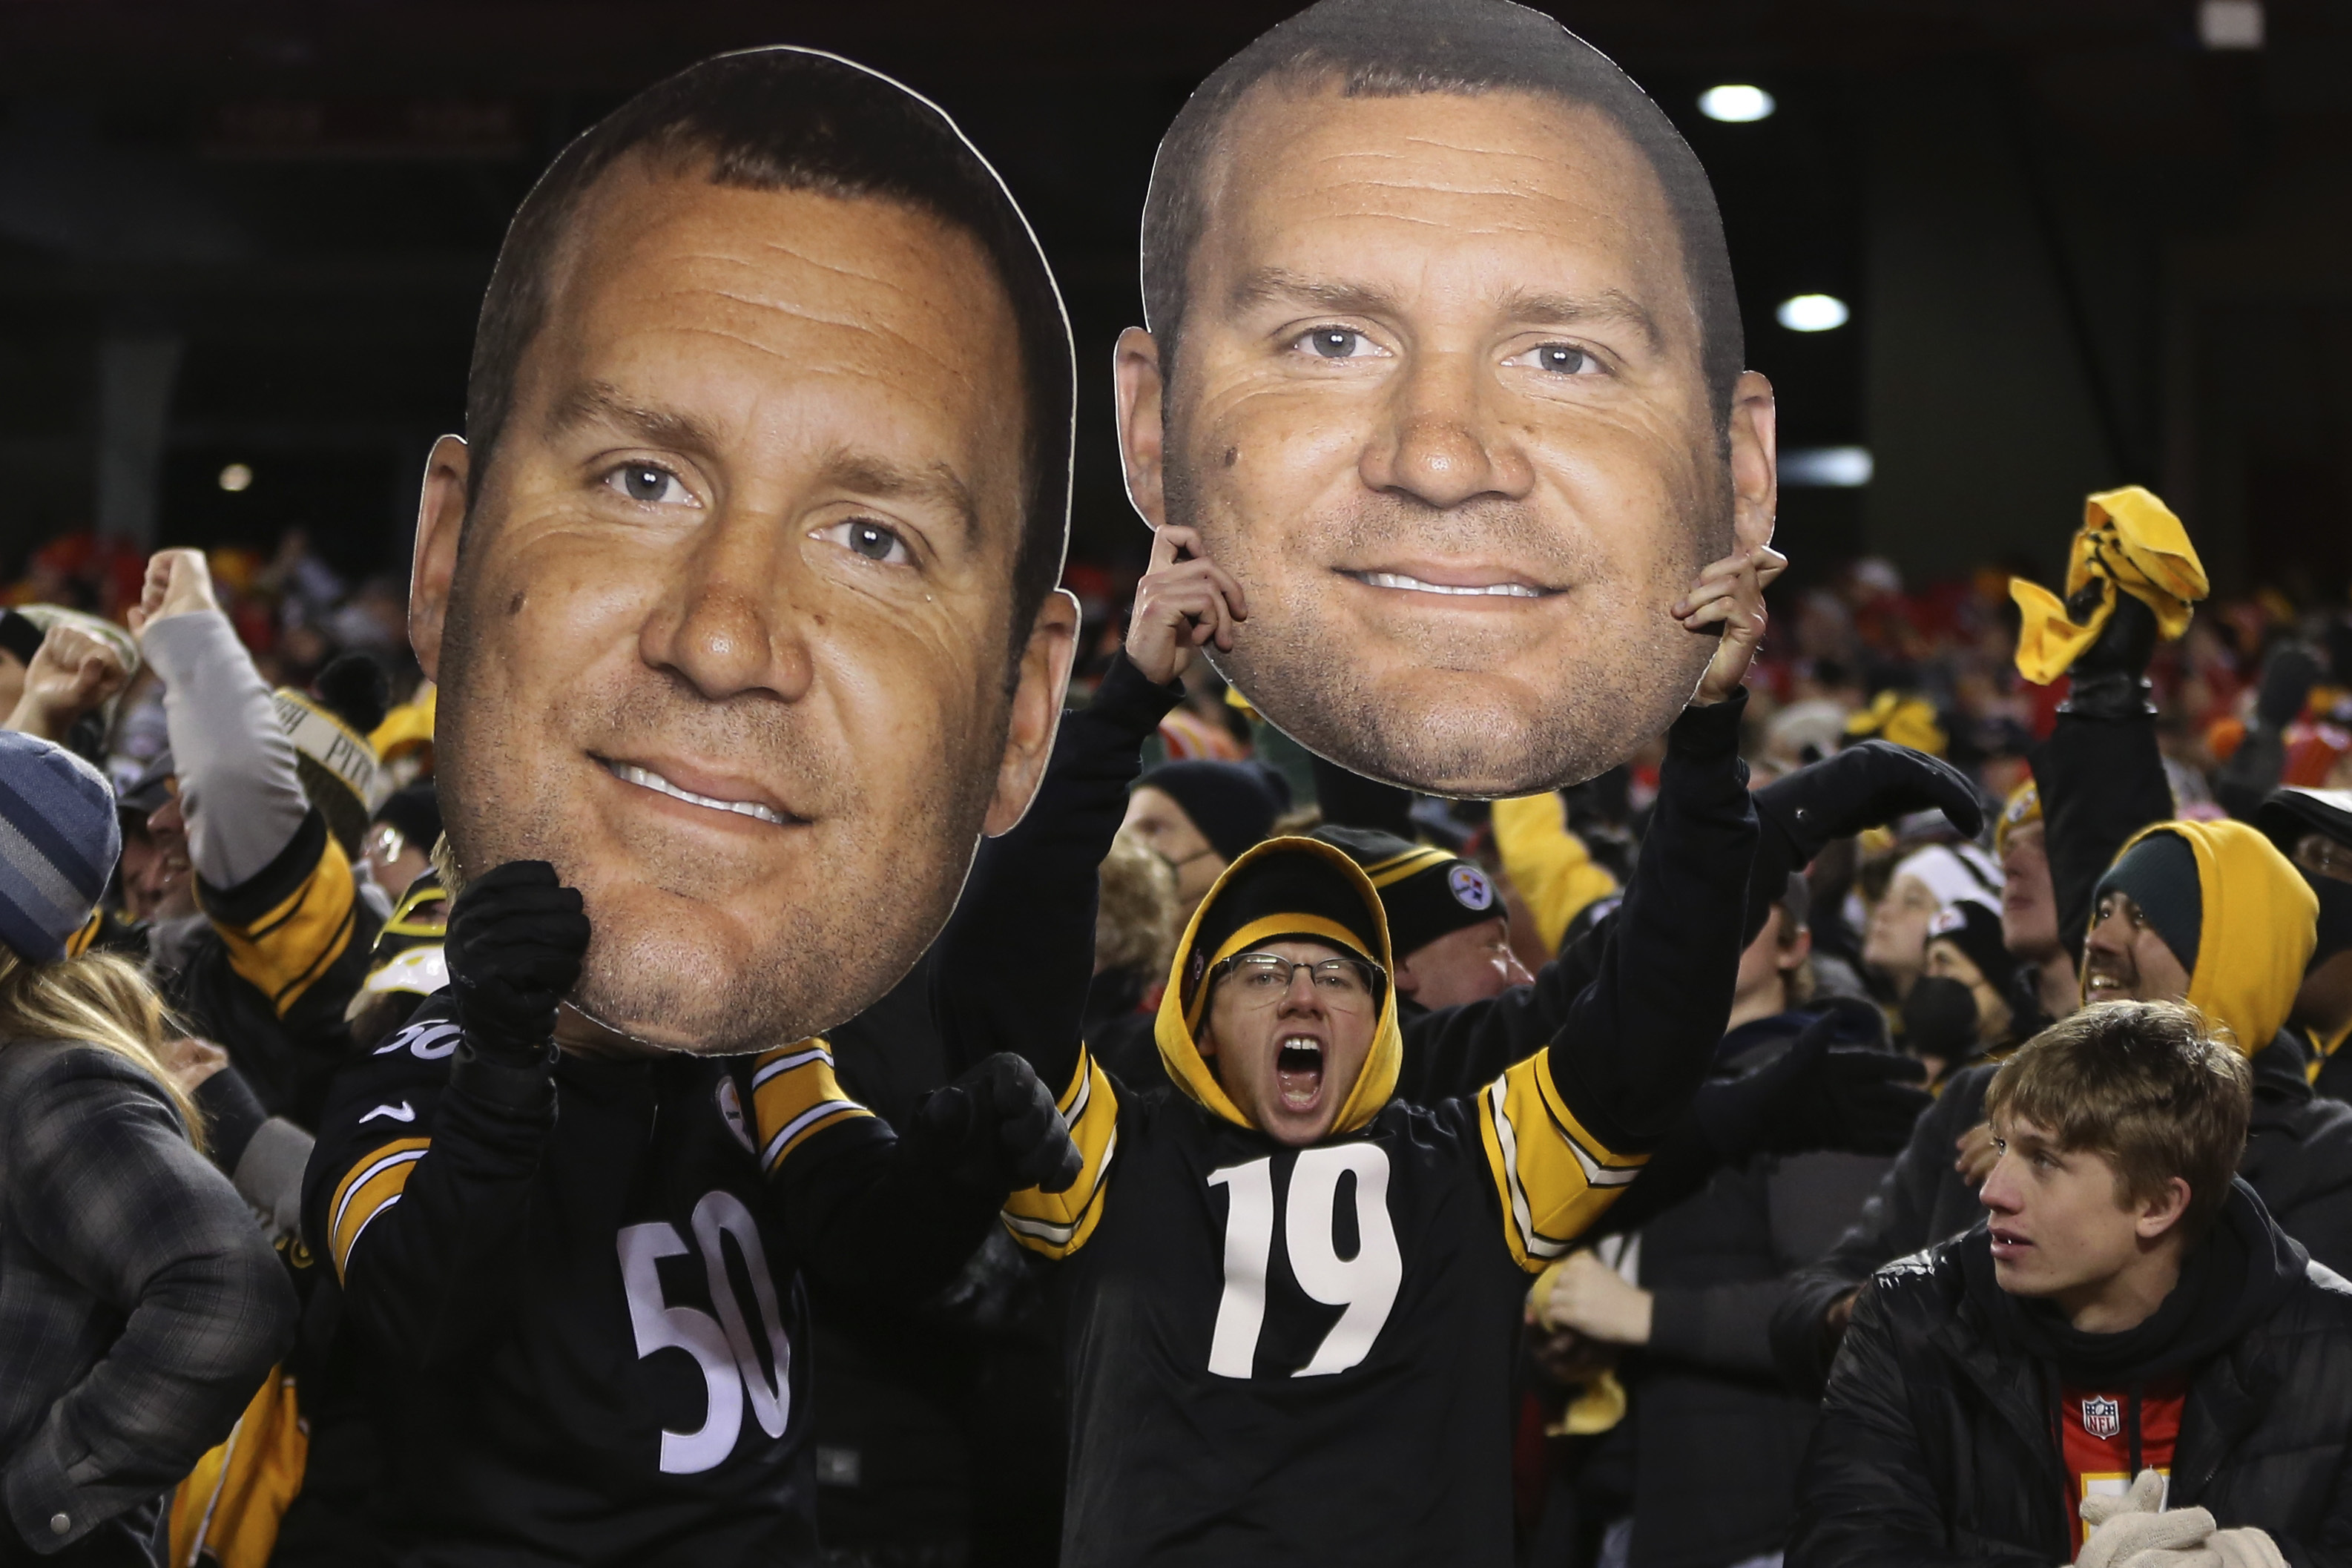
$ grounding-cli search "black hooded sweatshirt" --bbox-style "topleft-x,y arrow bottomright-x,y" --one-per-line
1790,1180 -> 2352,1567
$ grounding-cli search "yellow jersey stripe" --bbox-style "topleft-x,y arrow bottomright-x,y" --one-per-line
749,1038 -> 872,1173
1003,1046 -> 1119,1258
214,837 -> 360,1016
328,1136 -> 430,1281
1479,1052 -> 1647,1273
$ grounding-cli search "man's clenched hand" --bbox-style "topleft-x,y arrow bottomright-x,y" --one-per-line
1124,524 -> 1248,688
1754,739 -> 1986,868
1676,546 -> 1786,707
447,860 -> 590,1067
906,1053 -> 1083,1195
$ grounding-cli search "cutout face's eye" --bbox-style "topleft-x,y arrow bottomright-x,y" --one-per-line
607,463 -> 691,505
1295,327 -> 1380,360
814,518 -> 912,566
1507,343 -> 1607,377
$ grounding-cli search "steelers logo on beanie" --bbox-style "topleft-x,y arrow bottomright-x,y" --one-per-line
1310,823 -> 1504,962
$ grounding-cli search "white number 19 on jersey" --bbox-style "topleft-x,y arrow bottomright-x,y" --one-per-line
1206,1144 -> 1403,1379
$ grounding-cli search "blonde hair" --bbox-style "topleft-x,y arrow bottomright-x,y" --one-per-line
1097,834 -> 1179,977
0,946 -> 205,1151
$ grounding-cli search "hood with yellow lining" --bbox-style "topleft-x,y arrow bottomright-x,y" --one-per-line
1154,836 -> 1403,1136
2090,820 -> 2316,1055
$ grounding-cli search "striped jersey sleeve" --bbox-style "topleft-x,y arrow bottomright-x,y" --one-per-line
200,808 -> 373,1024
1001,1044 -> 1118,1259
748,1038 -> 874,1174
1477,1048 -> 1648,1273
309,1010 -> 465,1283
326,1136 -> 431,1282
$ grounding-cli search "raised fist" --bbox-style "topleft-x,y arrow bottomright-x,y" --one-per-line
446,860 -> 590,1066
906,1053 -> 1083,1195
126,548 -> 222,639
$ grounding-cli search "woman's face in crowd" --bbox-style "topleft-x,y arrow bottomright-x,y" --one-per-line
1925,938 -> 2012,1044
1862,872 -> 1941,993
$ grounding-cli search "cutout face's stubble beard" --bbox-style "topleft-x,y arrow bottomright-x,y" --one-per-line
435,579 -> 1007,1055
1169,443 -> 1730,798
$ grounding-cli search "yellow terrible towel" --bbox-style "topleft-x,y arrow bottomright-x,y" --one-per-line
2011,486 -> 2207,686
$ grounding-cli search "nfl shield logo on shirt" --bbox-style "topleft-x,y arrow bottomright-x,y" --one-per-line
2081,1396 -> 2122,1439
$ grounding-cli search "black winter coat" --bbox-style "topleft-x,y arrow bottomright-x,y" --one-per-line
1627,1131 -> 1887,1567
1789,1182 -> 2352,1568
1774,1033 -> 2352,1395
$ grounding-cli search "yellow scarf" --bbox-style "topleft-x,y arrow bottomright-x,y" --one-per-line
2011,486 -> 2207,686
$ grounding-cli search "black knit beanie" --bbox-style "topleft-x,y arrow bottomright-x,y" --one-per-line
2093,831 -> 2203,976
1136,760 -> 1291,863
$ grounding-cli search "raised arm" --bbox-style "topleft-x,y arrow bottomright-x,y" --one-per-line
305,862 -> 583,1366
130,550 -> 309,892
930,524 -> 1237,1090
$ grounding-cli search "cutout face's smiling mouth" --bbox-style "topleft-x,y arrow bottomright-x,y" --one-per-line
1343,569 -> 1552,600
600,758 -> 800,827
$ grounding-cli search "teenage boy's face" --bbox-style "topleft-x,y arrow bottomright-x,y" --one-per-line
1115,85 -> 1776,797
1200,938 -> 1379,1146
1979,1115 -> 2179,1300
411,162 -> 1076,1054
2082,891 -> 2193,1005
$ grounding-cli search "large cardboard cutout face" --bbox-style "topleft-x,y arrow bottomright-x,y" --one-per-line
1119,78 -> 1775,797
409,91 -> 1075,1055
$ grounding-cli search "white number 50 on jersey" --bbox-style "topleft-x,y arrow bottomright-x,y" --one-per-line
618,1191 -> 795,1475
1207,1145 -> 1403,1379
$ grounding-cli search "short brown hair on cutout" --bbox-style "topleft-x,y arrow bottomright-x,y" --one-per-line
1985,1001 -> 2252,1242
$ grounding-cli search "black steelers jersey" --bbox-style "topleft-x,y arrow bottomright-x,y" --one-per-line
1022,1051 -> 1634,1566
932,660 -> 1757,1568
303,995 -> 988,1566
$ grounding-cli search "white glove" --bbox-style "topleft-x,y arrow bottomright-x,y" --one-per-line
2081,1495 -> 2214,1568
2081,1469 -> 2170,1533
2207,1529 -> 2287,1568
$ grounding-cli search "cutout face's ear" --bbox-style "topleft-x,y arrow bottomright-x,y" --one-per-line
409,435 -> 472,682
984,587 -> 1081,837
1726,369 -> 1777,556
1113,327 -> 1170,532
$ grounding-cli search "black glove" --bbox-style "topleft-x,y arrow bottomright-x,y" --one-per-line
1753,741 -> 1985,872
447,860 -> 590,1068
905,1053 -> 1083,1195
1694,998 -> 1930,1162
2058,588 -> 2159,719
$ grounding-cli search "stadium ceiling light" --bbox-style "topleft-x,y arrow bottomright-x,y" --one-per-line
1780,446 -> 1874,488
218,462 -> 254,493
1776,294 -> 1850,332
1699,85 -> 1775,123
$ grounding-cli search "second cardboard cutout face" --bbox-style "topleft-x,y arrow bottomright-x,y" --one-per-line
1122,79 -> 1768,797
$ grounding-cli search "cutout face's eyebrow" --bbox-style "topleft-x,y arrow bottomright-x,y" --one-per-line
814,447 -> 981,546
1495,285 -> 1664,356
1228,266 -> 1405,320
1225,268 -> 1664,356
547,379 -> 726,466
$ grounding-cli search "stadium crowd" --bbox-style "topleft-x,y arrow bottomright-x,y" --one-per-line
8,7 -> 2352,1568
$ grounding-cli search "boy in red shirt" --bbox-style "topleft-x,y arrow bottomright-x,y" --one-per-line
1793,1000 -> 2352,1566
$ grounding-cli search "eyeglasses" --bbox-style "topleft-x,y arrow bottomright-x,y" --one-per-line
2296,833 -> 2352,886
364,823 -> 408,865
1209,950 -> 1383,1007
